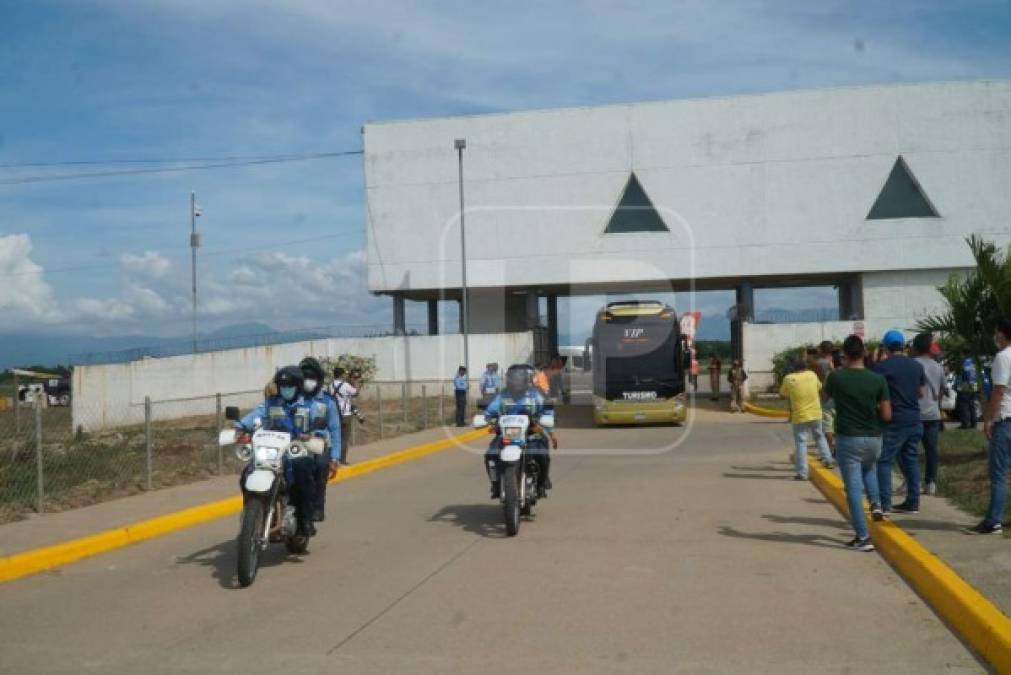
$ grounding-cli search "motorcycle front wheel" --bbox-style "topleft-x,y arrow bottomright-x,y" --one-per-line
502,465 -> 520,536
237,498 -> 266,587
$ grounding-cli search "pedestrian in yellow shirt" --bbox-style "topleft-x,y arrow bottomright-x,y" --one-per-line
780,358 -> 837,480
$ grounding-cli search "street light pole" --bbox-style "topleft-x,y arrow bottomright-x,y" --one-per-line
190,191 -> 199,354
454,138 -> 470,381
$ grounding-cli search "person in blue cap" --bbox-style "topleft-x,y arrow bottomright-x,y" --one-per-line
873,329 -> 927,514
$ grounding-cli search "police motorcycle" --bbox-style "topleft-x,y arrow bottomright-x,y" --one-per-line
473,404 -> 555,537
219,406 -> 326,587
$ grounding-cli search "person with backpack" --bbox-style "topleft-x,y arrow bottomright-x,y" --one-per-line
727,359 -> 748,412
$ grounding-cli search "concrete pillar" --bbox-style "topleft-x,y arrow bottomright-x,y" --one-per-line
731,280 -> 754,361
427,299 -> 439,335
393,294 -> 406,335
524,292 -> 539,329
736,280 -> 754,322
546,295 -> 559,355
838,277 -> 864,320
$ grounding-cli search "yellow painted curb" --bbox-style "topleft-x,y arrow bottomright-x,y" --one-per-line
808,459 -> 1011,672
743,401 -> 790,418
0,429 -> 486,585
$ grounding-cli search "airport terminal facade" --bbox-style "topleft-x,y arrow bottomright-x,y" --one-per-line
362,80 -> 1011,383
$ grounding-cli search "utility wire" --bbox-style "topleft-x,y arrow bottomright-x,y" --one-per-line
0,152 -> 353,169
0,150 -> 362,185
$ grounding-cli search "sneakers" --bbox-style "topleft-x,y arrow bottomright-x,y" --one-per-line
846,537 -> 875,552
536,485 -> 548,499
892,502 -> 920,514
871,504 -> 885,522
925,482 -> 938,496
965,521 -> 1003,535
793,474 -> 807,481
312,507 -> 325,523
821,459 -> 836,469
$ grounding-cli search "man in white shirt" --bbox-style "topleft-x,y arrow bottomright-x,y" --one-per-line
329,367 -> 359,465
913,333 -> 946,496
970,318 -> 1011,534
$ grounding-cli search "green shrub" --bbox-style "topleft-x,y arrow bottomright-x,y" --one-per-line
770,338 -> 881,386
317,354 -> 377,386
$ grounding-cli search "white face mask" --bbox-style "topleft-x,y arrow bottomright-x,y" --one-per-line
303,379 -> 318,393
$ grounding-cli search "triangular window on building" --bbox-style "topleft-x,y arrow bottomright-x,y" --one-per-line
604,173 -> 670,233
866,156 -> 939,220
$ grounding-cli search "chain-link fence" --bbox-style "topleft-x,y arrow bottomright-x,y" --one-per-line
0,380 -> 460,524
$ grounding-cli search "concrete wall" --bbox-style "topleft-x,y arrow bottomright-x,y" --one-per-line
744,266 -> 962,390
862,268 -> 962,326
364,80 -> 1011,293
73,332 -> 534,431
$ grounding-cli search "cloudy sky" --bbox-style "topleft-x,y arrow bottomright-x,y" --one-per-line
2,1 -> 1010,340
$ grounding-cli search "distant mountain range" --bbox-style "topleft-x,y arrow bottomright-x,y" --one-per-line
0,323 -> 276,369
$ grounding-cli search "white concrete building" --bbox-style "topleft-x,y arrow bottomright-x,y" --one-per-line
363,81 -> 1011,384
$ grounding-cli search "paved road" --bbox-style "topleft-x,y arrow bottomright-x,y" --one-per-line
0,406 -> 983,674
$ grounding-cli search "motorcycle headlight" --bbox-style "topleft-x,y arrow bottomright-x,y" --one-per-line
255,446 -> 280,463
503,426 -> 523,441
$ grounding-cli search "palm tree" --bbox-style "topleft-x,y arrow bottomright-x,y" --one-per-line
917,235 -> 1011,394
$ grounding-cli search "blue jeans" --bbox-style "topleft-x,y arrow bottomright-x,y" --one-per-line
985,421 -> 1011,526
836,435 -> 882,540
791,419 -> 833,479
878,423 -> 923,509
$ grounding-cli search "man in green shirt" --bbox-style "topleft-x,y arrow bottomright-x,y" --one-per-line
824,335 -> 893,551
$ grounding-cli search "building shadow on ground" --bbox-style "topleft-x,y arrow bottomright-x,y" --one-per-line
718,525 -> 847,550
730,465 -> 793,473
176,537 -> 303,589
889,517 -> 970,532
429,503 -> 516,539
761,514 -> 849,530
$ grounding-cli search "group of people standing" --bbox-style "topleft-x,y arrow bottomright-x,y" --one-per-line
455,361 -> 557,427
780,323 -> 1011,552
689,352 -> 748,411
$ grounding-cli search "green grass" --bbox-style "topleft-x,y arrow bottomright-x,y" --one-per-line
937,427 -> 993,519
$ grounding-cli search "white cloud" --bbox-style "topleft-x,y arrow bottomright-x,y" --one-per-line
73,297 -> 136,322
121,251 -> 172,279
0,234 -> 61,326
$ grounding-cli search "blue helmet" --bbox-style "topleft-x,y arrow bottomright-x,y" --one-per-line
882,329 -> 905,350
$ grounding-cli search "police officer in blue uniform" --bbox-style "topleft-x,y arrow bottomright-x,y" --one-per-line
236,366 -> 319,537
483,365 -> 554,499
299,357 -> 341,522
